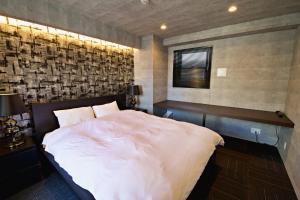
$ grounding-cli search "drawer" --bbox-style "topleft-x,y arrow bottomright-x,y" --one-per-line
0,148 -> 39,178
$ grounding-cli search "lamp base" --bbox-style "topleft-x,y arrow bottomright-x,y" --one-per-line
8,139 -> 25,149
7,135 -> 25,149
129,95 -> 137,109
3,117 -> 25,149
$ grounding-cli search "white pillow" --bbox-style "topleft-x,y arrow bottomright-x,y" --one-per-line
54,106 -> 95,128
92,101 -> 120,118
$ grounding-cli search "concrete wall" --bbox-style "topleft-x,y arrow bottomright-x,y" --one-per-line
134,35 -> 154,112
280,26 -> 300,199
0,0 -> 140,48
167,30 -> 295,112
164,13 -> 300,46
153,36 -> 168,103
134,35 -> 168,113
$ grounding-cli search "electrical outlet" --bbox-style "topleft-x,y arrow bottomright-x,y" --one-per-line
251,128 -> 261,135
284,142 -> 287,150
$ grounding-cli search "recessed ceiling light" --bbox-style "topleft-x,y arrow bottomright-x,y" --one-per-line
140,0 -> 149,5
160,24 -> 167,30
228,5 -> 237,13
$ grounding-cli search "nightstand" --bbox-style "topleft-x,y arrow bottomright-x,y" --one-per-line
0,136 -> 42,199
129,107 -> 148,113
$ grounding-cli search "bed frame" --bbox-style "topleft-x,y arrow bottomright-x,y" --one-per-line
31,94 -> 127,200
31,94 -> 216,200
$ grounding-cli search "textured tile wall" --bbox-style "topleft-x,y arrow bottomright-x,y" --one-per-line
167,30 -> 295,112
0,23 -> 134,135
280,26 -> 300,199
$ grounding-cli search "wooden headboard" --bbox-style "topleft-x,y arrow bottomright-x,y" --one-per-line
31,94 -> 126,144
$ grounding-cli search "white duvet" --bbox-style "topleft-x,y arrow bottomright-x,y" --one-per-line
43,110 -> 224,200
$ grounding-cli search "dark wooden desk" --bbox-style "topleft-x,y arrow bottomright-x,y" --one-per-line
154,100 -> 294,128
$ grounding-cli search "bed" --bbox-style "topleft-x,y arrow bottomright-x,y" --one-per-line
31,94 -> 223,200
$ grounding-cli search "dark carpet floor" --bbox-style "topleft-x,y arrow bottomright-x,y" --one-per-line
204,136 -> 297,200
7,136 -> 298,200
7,173 -> 79,200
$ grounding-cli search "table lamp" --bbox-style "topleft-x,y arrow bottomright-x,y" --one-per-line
0,93 -> 27,148
127,85 -> 140,108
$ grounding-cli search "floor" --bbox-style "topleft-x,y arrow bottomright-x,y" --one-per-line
7,136 -> 297,200
7,173 -> 79,200
200,136 -> 298,200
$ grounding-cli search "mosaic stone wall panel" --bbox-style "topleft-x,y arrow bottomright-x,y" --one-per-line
0,24 -> 134,135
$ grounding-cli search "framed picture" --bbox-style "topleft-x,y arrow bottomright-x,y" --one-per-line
173,47 -> 213,89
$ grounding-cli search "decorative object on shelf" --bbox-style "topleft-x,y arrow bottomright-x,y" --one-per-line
0,93 -> 27,148
127,85 -> 141,109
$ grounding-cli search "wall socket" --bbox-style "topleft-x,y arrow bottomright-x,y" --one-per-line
251,128 -> 261,135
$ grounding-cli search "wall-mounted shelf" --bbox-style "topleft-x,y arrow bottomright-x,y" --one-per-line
154,100 -> 294,128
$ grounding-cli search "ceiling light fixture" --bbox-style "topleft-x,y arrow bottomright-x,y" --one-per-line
160,24 -> 167,30
228,5 -> 237,13
140,0 -> 149,5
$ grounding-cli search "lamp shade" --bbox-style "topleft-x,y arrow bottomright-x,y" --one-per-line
127,85 -> 140,96
0,93 -> 27,117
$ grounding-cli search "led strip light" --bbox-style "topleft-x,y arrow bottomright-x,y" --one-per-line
0,15 -> 132,50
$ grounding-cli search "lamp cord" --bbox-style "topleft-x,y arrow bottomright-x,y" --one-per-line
273,126 -> 280,146
254,126 -> 280,146
255,131 -> 259,143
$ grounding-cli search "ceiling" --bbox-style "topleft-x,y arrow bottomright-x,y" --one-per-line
54,0 -> 300,38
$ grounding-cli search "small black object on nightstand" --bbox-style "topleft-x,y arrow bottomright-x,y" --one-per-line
132,107 -> 148,113
275,111 -> 284,118
127,85 -> 141,109
0,136 -> 42,199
